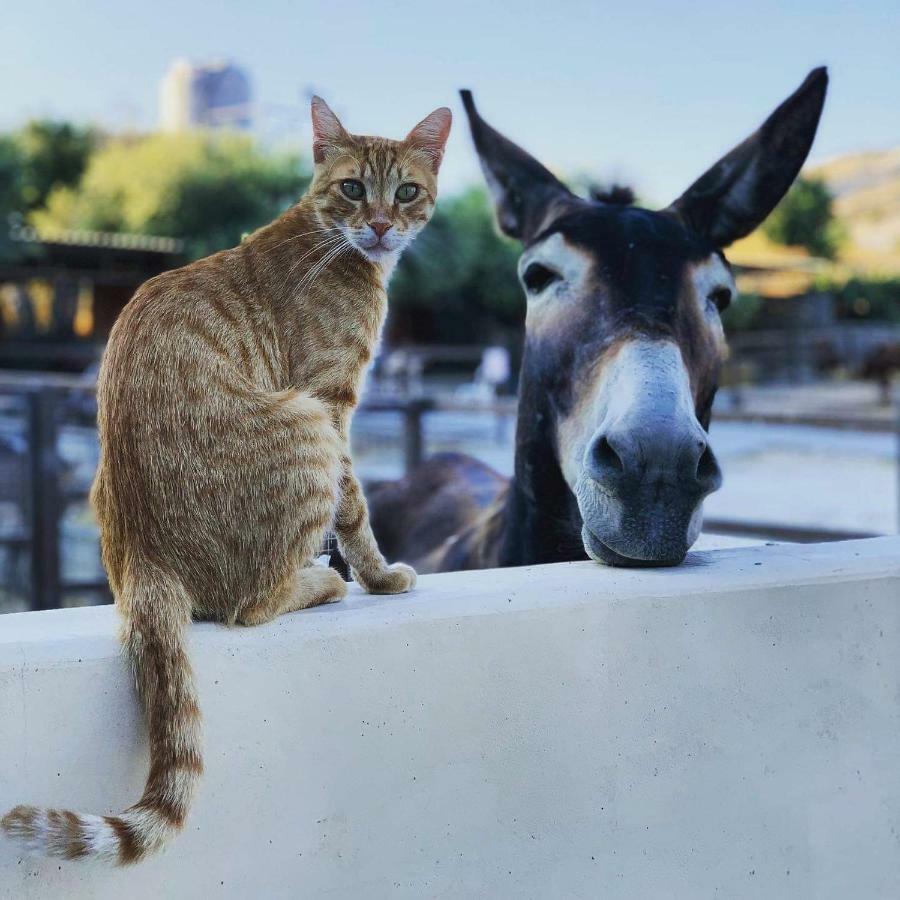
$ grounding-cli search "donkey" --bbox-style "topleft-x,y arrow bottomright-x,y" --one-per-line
368,68 -> 828,570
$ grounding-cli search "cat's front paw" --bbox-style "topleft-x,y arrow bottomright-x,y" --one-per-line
356,562 -> 417,595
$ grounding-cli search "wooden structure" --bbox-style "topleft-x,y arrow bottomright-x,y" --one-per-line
0,223 -> 184,371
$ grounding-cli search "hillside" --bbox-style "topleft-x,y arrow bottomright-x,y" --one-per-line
809,147 -> 900,275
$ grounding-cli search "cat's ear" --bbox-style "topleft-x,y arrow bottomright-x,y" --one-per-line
310,96 -> 351,164
405,108 -> 452,173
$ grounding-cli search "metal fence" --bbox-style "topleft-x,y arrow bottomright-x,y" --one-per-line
726,323 -> 900,385
0,372 -> 513,612
0,373 -> 108,612
1,371 -> 897,613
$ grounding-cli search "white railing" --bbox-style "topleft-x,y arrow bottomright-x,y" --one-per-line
1,537 -> 899,899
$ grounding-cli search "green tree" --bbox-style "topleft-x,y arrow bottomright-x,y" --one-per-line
763,175 -> 842,259
16,120 -> 97,212
721,293 -> 763,331
390,187 -> 522,342
832,277 -> 900,323
33,132 -> 308,258
0,136 -> 23,262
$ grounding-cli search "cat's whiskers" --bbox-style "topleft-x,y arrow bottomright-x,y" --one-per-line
263,226 -> 341,256
279,233 -> 348,292
297,242 -> 351,294
294,239 -> 353,298
289,231 -> 346,267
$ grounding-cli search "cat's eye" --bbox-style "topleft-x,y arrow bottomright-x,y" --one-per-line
340,180 -> 365,201
708,287 -> 732,312
395,183 -> 419,203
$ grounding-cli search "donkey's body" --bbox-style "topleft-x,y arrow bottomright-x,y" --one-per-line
371,70 -> 829,572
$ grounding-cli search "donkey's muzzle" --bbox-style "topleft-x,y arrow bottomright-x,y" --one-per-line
585,423 -> 722,498
578,419 -> 723,566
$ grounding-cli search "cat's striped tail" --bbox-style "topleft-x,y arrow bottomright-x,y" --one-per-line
2,566 -> 202,864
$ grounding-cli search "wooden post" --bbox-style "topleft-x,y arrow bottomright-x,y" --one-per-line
896,393 -> 900,534
27,388 -> 61,611
403,401 -> 425,475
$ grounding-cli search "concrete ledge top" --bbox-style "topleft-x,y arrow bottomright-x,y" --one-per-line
3,537 -> 898,666
2,536 -> 899,898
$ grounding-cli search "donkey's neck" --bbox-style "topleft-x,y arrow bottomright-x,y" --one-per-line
496,389 -> 587,567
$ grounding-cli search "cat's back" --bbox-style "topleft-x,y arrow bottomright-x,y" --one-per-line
98,247 -> 280,411
102,250 -> 229,370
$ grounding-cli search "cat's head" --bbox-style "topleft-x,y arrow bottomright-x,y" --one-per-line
308,97 -> 451,264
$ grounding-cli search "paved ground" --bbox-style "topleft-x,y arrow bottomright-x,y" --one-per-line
705,422 -> 898,535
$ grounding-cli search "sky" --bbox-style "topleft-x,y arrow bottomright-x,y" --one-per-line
2,0 -> 898,204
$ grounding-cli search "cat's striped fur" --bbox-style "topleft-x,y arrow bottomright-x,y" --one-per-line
2,97 -> 451,864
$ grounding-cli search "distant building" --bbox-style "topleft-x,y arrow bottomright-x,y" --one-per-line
159,59 -> 253,132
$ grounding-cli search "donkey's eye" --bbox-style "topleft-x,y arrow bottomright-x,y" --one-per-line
522,263 -> 562,294
395,183 -> 419,203
708,287 -> 732,312
340,179 -> 365,201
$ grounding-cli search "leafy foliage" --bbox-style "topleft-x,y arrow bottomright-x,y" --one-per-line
6,116 -> 900,345
763,176 -> 842,259
390,187 -> 523,341
16,120 -> 97,212
32,132 -> 308,258
721,293 -> 763,331
831,277 -> 900,322
0,136 -> 23,262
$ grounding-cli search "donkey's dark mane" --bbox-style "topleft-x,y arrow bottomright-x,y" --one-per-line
589,184 -> 636,206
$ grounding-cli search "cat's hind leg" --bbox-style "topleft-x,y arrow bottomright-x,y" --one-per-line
237,564 -> 347,626
231,387 -> 346,627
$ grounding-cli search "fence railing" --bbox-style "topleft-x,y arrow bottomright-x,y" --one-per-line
0,372 -> 515,611
0,371 -> 897,612
0,373 -> 109,611
725,322 -> 900,384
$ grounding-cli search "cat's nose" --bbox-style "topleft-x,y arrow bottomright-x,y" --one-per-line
369,221 -> 392,238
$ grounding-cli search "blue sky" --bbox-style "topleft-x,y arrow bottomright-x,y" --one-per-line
2,0 -> 898,203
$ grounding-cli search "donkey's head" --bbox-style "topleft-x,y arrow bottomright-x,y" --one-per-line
462,69 -> 827,566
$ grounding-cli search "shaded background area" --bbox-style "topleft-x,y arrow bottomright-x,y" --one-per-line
1,0 -> 898,611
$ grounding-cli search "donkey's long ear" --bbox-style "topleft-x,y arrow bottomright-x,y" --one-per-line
667,67 -> 828,247
461,90 -> 573,241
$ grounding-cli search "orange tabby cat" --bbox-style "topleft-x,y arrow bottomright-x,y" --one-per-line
2,97 -> 451,864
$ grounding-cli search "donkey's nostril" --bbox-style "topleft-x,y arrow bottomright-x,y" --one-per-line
587,427 -> 720,492
696,443 -> 719,484
591,435 -> 625,476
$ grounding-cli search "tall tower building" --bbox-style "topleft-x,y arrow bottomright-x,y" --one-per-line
159,59 -> 253,132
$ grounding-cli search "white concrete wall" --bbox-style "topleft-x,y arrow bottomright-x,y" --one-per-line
1,537 -> 899,900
